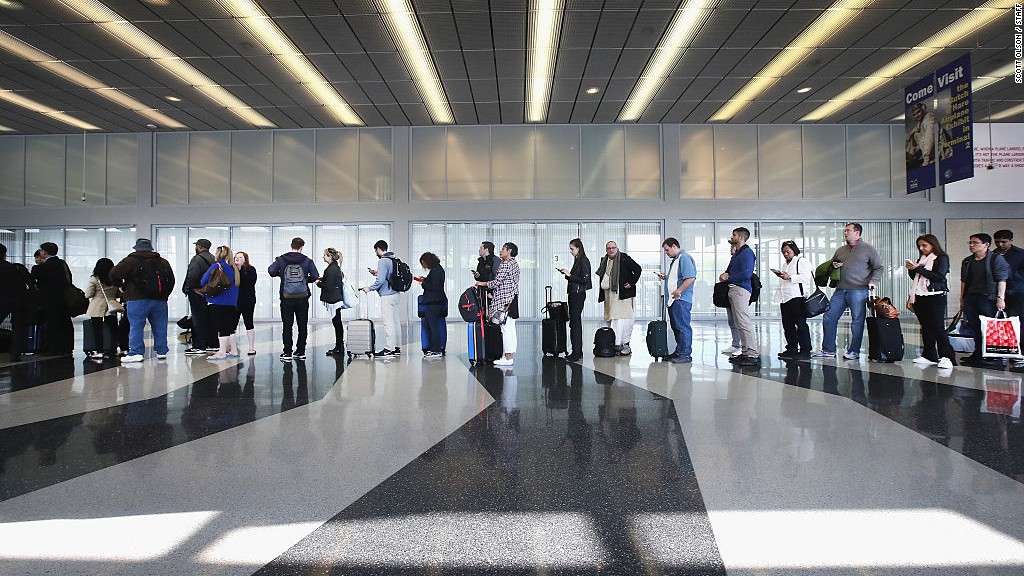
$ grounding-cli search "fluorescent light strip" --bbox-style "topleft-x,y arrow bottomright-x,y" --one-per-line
377,0 -> 454,124
526,0 -> 564,123
618,0 -> 718,122
989,102 -> 1024,120
801,0 -> 1016,121
0,89 -> 100,130
54,0 -> 275,128
0,30 -> 186,128
0,124 -> 14,132
216,0 -> 363,126
710,0 -> 874,122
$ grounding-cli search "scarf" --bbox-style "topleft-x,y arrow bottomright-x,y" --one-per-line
604,254 -> 620,294
909,253 -> 936,303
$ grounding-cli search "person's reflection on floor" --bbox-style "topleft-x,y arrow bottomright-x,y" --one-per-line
33,413 -> 82,466
848,367 -> 867,406
566,362 -> 592,472
783,359 -> 812,389
599,381 -> 641,453
542,356 -> 568,410
820,364 -> 840,396
418,355 -> 449,461
914,379 -> 952,446
867,372 -> 905,420
281,360 -> 310,411
496,366 -> 521,485
240,359 -> 257,424
121,396 -> 172,461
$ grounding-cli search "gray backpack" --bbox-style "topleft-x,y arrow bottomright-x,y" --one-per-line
281,263 -> 307,298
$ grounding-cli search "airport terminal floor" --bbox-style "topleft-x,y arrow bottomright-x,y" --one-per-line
1,319 -> 1023,575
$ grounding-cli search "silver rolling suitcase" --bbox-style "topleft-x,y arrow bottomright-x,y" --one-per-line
346,318 -> 375,360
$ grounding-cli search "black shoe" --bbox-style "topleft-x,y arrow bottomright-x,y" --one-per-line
280,352 -> 292,361
394,347 -> 402,356
326,348 -> 342,356
294,351 -> 306,360
778,350 -> 797,359
565,352 -> 582,362
728,355 -> 742,363
794,352 -> 811,361
663,352 -> 679,361
733,355 -> 761,366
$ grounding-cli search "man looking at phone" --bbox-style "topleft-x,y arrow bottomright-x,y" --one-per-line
362,240 -> 402,358
658,238 -> 696,363
812,222 -> 883,361
720,228 -> 760,366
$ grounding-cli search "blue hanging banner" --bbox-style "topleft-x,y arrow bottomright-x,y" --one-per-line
936,53 -> 974,186
904,73 -> 938,193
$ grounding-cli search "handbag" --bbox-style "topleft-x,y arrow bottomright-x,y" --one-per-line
803,287 -> 830,318
946,310 -> 975,353
340,281 -> 359,310
64,285 -> 90,317
198,263 -> 230,297
490,304 -> 509,325
177,314 -> 193,330
981,311 -> 1023,358
712,281 -> 731,308
100,285 -> 123,315
869,296 -> 900,318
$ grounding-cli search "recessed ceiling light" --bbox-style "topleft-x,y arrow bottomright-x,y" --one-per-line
796,87 -> 812,94
585,87 -> 600,94
146,124 -> 157,129
165,95 -> 181,102
143,0 -> 171,6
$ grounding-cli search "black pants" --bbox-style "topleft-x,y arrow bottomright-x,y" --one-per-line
963,292 -> 996,358
209,304 -> 240,337
238,300 -> 255,330
568,291 -> 586,354
42,299 -> 73,354
87,315 -> 119,354
280,298 -> 309,354
911,293 -> 955,363
188,291 -> 217,349
331,308 -> 344,349
0,298 -> 25,360
1005,292 -> 1023,319
779,297 -> 811,353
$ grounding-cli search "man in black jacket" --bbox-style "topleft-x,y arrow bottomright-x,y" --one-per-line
0,243 -> 31,362
595,241 -> 643,355
181,239 -> 216,355
31,242 -> 73,355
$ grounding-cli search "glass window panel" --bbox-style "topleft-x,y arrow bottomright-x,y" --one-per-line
802,125 -> 846,198
0,136 -> 25,206
25,135 -> 66,206
358,128 -> 392,201
64,228 -> 104,286
678,222 -> 716,316
106,135 -> 137,206
891,125 -> 916,199
491,126 -> 535,200
273,130 -> 315,203
581,125 -> 625,199
625,125 -> 661,199
232,131 -> 273,203
231,226 -> 274,321
713,126 -> 758,199
312,224 -> 362,320
155,227 -> 188,321
411,127 -> 446,200
536,125 -> 580,199
65,135 -> 85,207
105,226 -> 137,262
24,229 -> 64,264
679,126 -> 714,199
84,134 -> 109,206
624,221 -> 664,320
156,133 -> 189,205
315,129 -> 358,202
446,127 -> 490,200
188,132 -> 230,204
757,126 -> 802,199
355,224 -> 392,319
0,229 -> 24,265
847,125 -> 891,198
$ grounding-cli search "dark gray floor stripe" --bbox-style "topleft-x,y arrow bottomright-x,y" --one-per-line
252,357 -> 726,576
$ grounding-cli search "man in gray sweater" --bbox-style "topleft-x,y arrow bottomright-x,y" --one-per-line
812,222 -> 883,360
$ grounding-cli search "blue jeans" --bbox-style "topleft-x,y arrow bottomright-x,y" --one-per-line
667,299 -> 692,357
821,288 -> 869,354
126,299 -> 169,356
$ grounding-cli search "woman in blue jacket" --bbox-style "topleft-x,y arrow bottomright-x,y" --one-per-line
201,245 -> 240,360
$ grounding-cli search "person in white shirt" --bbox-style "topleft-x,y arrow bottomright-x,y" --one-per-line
773,240 -> 814,360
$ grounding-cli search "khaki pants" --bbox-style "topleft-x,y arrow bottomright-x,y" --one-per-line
726,285 -> 758,357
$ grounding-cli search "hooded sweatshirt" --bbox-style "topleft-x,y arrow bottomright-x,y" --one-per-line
109,250 -> 176,301
268,251 -> 319,299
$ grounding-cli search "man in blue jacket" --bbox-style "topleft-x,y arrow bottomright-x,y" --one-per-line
268,237 -> 319,361
720,227 -> 759,366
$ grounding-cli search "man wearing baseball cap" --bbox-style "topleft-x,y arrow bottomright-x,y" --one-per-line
181,238 -> 216,355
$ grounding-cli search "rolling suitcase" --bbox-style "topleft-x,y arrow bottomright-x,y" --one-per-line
24,324 -> 46,354
468,288 -> 503,364
866,290 -> 904,363
346,318 -> 375,360
83,318 -> 115,353
646,295 -> 670,360
541,285 -> 567,356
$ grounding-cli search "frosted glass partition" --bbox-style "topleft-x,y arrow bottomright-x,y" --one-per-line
156,223 -> 391,322
106,135 -> 139,205
231,131 -> 273,204
625,125 -> 661,199
714,126 -> 758,199
581,125 -> 625,199
535,125 -> 580,199
803,126 -> 846,199
0,137 -> 26,206
679,126 -> 714,199
7,226 -> 138,288
446,127 -> 490,200
156,133 -> 189,205
273,131 -> 315,203
25,136 -> 65,206
409,221 -> 663,320
188,133 -> 230,205
357,128 -> 392,201
679,220 -> 927,316
410,127 -> 446,200
757,126 -> 802,199
847,125 -> 891,199
315,130 -> 359,202
492,126 -> 535,200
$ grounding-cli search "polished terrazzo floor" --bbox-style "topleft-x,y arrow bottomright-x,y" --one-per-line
1,319 -> 1023,575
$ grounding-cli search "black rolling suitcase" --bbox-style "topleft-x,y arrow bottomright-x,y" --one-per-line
866,291 -> 904,363
541,285 -> 568,356
468,287 -> 503,364
646,295 -> 670,360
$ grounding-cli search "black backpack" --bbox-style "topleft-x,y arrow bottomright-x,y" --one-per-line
387,256 -> 413,292
458,287 -> 483,322
136,257 -> 166,298
593,327 -> 617,357
749,272 -> 762,304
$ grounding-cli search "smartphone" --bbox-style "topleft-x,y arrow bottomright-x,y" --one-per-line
770,268 -> 783,276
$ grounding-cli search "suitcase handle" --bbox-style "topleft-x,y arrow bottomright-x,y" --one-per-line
544,285 -> 552,319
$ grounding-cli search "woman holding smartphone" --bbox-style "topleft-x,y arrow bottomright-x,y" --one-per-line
558,238 -> 592,362
906,234 -> 955,368
773,240 -> 814,360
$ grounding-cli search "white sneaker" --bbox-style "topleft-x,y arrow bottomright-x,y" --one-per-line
493,357 -> 513,366
937,357 -> 953,369
842,351 -> 860,360
121,354 -> 144,363
721,346 -> 741,356
811,351 -> 836,359
913,356 -> 937,365
156,353 -> 167,360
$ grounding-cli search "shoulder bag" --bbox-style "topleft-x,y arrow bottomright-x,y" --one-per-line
199,263 -> 231,297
